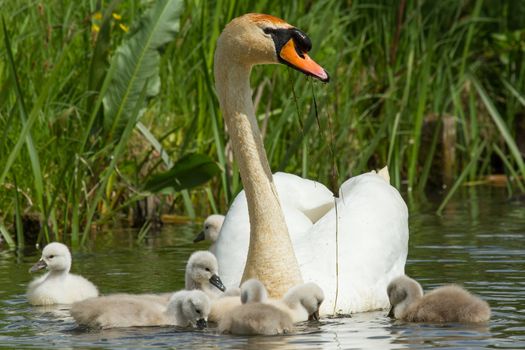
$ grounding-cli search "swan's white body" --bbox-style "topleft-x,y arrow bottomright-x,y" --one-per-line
215,171 -> 408,315
212,13 -> 409,314
27,242 -> 99,305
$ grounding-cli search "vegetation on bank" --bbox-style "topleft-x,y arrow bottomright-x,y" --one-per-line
1,0 -> 524,247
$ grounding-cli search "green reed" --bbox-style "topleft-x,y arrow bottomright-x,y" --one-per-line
0,0 -> 524,246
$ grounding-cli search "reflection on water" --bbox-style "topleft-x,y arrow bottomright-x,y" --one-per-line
0,187 -> 524,349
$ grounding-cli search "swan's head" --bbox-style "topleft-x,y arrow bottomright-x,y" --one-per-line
216,13 -> 329,82
387,275 -> 424,319
240,278 -> 268,304
29,242 -> 72,273
168,290 -> 211,329
186,251 -> 226,292
193,214 -> 225,243
284,282 -> 324,321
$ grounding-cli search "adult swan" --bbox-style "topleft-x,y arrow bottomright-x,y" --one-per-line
213,13 -> 409,315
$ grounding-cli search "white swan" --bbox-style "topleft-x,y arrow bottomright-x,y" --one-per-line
213,13 -> 409,315
193,214 -> 225,255
70,290 -> 210,329
27,242 -> 99,305
218,279 -> 293,335
387,275 -> 491,323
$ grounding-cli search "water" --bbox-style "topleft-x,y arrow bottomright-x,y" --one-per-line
1,187 -> 524,349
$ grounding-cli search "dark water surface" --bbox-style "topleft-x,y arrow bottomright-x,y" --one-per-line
0,187 -> 524,349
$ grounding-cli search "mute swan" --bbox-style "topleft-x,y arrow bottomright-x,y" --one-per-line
213,13 -> 409,315
193,214 -> 225,255
208,277 -> 265,323
27,242 -> 99,305
218,279 -> 293,335
185,251 -> 226,299
70,290 -> 210,329
387,275 -> 491,323
270,282 -> 324,323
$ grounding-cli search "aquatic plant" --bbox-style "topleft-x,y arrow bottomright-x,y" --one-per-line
0,0 -> 523,247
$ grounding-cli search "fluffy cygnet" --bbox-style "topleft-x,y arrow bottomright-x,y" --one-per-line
71,290 -> 210,329
208,278 -> 262,323
271,282 -> 325,323
27,242 -> 99,305
387,275 -> 491,323
193,214 -> 225,254
185,250 -> 226,299
218,279 -> 293,335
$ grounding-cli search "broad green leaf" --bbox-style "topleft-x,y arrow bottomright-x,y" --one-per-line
103,0 -> 183,141
144,154 -> 221,193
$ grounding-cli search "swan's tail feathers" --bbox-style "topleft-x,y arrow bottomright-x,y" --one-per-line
376,166 -> 390,184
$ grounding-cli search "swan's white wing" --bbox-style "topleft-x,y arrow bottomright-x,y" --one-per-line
215,172 -> 334,289
299,173 -> 409,315
273,172 -> 334,222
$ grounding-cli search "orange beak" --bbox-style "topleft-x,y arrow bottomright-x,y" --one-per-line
279,39 -> 329,82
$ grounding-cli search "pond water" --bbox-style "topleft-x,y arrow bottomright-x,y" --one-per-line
0,186 -> 524,349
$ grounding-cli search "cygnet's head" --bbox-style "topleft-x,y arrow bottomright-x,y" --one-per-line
168,290 -> 211,329
186,251 -> 226,292
240,279 -> 268,304
193,214 -> 225,243
284,282 -> 324,321
387,275 -> 424,318
29,242 -> 72,273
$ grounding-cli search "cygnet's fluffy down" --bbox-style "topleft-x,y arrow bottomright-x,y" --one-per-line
27,242 -> 99,305
193,215 -> 225,255
209,279 -> 261,323
387,275 -> 491,323
270,282 -> 325,323
218,279 -> 293,335
185,250 -> 226,299
70,290 -> 210,329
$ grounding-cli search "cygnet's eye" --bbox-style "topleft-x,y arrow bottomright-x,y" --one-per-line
48,255 -> 55,259
195,309 -> 201,314
205,268 -> 211,272
205,225 -> 210,230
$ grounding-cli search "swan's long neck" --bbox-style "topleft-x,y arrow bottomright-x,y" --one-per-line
215,48 -> 303,298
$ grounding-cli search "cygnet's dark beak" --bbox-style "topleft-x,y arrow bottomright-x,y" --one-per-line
387,306 -> 395,318
196,318 -> 207,329
193,231 -> 205,243
29,259 -> 47,273
308,309 -> 320,321
209,274 -> 226,292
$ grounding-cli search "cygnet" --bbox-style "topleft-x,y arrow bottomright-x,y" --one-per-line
218,279 -> 293,335
71,290 -> 210,329
193,214 -> 225,255
185,250 -> 226,299
387,275 -> 491,323
271,282 -> 325,323
27,242 -> 98,305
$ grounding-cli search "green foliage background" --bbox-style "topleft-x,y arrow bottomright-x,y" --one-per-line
1,0 -> 524,246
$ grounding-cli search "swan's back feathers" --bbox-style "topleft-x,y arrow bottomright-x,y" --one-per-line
273,172 -> 334,223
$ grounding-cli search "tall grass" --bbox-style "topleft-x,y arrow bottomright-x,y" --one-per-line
0,0 -> 524,246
